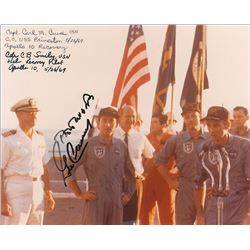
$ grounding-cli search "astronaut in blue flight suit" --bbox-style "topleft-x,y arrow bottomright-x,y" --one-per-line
65,106 -> 135,225
195,106 -> 250,225
155,103 -> 209,225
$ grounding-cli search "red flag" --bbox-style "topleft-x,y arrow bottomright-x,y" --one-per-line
111,25 -> 151,111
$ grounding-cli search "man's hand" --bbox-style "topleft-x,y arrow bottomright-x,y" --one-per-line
44,191 -> 56,213
206,187 -> 213,198
1,200 -> 12,217
167,175 -> 179,191
169,166 -> 180,177
77,190 -> 97,201
157,165 -> 179,190
121,193 -> 130,205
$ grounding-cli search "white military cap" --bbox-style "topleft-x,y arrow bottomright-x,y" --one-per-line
10,97 -> 40,112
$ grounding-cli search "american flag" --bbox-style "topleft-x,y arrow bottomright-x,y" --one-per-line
111,25 -> 151,110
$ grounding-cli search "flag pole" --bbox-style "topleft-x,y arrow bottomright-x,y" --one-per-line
170,83 -> 175,124
197,27 -> 202,114
200,25 -> 207,117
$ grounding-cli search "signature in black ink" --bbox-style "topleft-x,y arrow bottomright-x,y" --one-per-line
52,93 -> 94,186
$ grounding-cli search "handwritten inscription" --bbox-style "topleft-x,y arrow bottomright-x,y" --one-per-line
6,50 -> 70,73
4,27 -> 84,73
52,93 -> 95,186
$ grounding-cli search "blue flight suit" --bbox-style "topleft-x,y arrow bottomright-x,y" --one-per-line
65,135 -> 135,225
155,130 -> 209,225
196,135 -> 250,224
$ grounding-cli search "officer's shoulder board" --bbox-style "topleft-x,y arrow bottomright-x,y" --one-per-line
2,130 -> 16,137
36,130 -> 44,136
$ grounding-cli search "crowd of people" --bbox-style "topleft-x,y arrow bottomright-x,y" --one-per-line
1,97 -> 250,225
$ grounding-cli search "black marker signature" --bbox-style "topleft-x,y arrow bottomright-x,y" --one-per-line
52,93 -> 94,186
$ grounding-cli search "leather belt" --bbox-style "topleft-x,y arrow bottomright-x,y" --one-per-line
6,175 -> 40,182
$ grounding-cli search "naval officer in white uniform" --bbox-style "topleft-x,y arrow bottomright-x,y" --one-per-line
1,97 -> 55,225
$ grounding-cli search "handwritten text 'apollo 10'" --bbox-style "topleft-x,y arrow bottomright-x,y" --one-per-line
4,27 -> 84,74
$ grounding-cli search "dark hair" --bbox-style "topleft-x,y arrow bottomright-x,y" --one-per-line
233,106 -> 249,116
98,107 -> 119,119
152,113 -> 168,125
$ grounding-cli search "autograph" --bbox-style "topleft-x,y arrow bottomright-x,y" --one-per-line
53,93 -> 94,186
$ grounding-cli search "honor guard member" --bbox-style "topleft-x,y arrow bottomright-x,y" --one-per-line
114,105 -> 155,225
195,106 -> 250,224
155,103 -> 209,225
65,106 -> 135,225
1,98 -> 55,225
139,113 -> 176,225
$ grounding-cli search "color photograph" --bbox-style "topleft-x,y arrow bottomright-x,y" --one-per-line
1,25 -> 250,227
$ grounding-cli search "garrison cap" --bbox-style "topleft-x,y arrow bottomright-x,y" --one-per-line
201,106 -> 230,121
11,98 -> 40,112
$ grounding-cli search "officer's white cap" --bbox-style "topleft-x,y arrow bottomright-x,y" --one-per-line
10,97 -> 40,112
